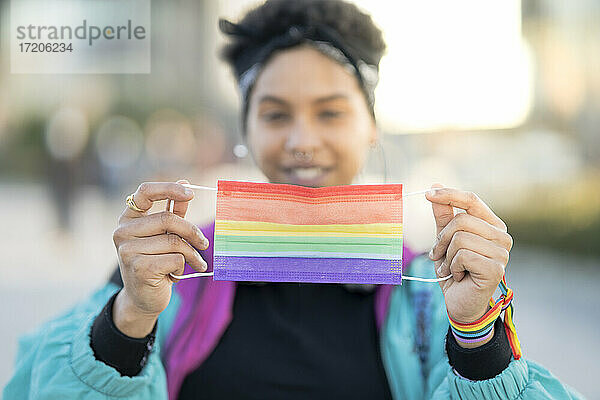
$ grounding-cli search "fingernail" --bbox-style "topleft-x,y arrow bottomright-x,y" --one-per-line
437,261 -> 445,276
428,190 -> 436,197
196,253 -> 206,269
203,238 -> 210,248
428,248 -> 434,259
184,188 -> 193,196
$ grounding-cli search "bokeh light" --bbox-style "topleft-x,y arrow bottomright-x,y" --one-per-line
95,115 -> 144,169
45,107 -> 89,161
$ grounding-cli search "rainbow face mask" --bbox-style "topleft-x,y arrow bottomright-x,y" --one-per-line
213,180 -> 404,284
173,180 -> 522,361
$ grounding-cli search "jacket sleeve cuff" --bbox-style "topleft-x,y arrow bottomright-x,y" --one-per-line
446,317 -> 512,380
90,290 -> 157,377
444,357 -> 529,399
68,289 -> 167,397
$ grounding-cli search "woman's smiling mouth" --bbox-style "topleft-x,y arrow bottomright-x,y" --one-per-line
282,166 -> 334,186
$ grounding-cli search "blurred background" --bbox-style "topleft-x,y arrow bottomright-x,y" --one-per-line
0,0 -> 598,397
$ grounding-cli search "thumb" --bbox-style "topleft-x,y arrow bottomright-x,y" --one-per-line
425,183 -> 454,236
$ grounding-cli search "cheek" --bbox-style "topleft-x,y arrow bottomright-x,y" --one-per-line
331,130 -> 371,167
324,140 -> 367,184
247,129 -> 283,169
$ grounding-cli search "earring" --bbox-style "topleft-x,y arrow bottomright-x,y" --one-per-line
233,143 -> 248,158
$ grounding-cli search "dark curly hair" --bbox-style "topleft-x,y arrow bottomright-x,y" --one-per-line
219,0 -> 387,71
219,0 -> 387,133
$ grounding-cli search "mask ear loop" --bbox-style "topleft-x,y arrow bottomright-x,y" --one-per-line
168,184 -> 452,282
170,271 -> 214,279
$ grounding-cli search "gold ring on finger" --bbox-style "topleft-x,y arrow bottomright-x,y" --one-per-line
126,193 -> 145,212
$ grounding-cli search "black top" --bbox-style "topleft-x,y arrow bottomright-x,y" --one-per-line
178,282 -> 392,399
91,268 -> 512,398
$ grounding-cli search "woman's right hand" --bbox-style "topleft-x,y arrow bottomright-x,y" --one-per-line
111,181 -> 210,338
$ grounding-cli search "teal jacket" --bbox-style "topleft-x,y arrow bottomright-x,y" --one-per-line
4,255 -> 583,399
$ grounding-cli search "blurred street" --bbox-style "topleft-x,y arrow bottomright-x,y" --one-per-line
0,182 -> 598,398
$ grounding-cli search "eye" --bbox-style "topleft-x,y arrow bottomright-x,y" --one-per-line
318,110 -> 344,120
262,112 -> 290,122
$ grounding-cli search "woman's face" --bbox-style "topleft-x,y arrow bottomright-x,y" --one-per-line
245,45 -> 377,187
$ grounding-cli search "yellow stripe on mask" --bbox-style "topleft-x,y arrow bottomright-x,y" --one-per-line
215,220 -> 402,238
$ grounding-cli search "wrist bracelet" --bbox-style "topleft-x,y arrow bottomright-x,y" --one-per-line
451,327 -> 494,344
448,275 -> 522,359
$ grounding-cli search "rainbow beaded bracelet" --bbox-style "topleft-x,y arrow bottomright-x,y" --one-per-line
448,275 -> 522,359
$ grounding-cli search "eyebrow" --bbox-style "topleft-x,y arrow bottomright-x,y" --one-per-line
258,93 -> 349,106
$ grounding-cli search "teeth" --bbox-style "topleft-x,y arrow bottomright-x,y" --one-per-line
291,167 -> 323,180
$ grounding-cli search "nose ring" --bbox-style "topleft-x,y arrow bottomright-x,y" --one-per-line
294,151 -> 313,162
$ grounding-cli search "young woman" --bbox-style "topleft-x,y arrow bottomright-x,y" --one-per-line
4,1 -> 582,399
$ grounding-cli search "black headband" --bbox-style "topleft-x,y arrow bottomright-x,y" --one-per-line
219,18 -> 380,132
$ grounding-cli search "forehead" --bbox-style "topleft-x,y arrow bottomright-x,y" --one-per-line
250,45 -> 362,103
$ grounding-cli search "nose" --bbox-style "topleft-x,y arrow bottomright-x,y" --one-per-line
283,117 -> 322,155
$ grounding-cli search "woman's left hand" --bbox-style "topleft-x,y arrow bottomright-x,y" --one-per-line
425,185 -> 513,347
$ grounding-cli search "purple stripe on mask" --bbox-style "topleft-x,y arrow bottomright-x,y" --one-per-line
214,255 -> 403,284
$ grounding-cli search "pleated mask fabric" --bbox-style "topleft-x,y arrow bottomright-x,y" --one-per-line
213,180 -> 404,284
